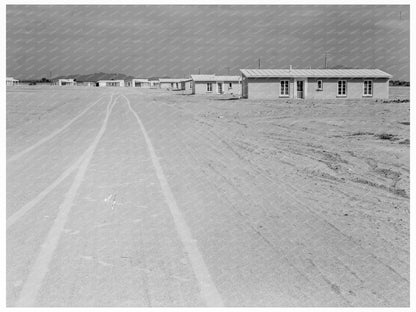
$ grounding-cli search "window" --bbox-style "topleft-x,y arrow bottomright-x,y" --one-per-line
176,83 -> 179,89
280,80 -> 289,96
363,80 -> 373,96
229,82 -> 233,89
207,83 -> 212,92
337,80 -> 347,96
317,80 -> 323,90
171,83 -> 174,88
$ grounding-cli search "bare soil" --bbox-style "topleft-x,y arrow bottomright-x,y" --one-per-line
6,86 -> 409,307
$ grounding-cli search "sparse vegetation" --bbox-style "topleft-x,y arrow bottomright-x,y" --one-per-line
375,133 -> 399,141
399,139 -> 410,145
383,99 -> 409,103
351,131 -> 374,136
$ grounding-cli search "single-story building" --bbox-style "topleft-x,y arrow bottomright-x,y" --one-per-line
97,80 -> 125,87
191,75 -> 241,95
6,77 -> 19,86
240,68 -> 392,100
159,78 -> 192,90
77,81 -> 96,87
149,80 -> 160,89
131,79 -> 151,88
53,78 -> 76,86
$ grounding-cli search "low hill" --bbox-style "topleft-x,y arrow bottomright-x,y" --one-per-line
53,72 -> 135,82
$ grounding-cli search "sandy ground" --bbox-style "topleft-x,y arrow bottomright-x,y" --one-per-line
6,86 -> 409,307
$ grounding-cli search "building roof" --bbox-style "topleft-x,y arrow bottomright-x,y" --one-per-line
191,75 -> 216,81
215,75 -> 241,82
159,78 -> 192,83
97,79 -> 125,82
6,77 -> 19,81
240,69 -> 392,79
191,75 -> 241,82
132,78 -> 149,82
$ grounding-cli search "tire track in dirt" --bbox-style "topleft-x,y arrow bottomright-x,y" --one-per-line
189,120 -> 407,305
7,94 -> 117,228
15,93 -> 117,307
123,94 -> 224,307
8,95 -> 106,163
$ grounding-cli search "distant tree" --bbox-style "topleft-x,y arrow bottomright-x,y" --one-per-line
390,80 -> 409,86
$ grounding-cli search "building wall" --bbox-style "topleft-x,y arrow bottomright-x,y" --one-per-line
244,78 -> 283,100
373,79 -> 390,99
193,81 -> 241,95
150,81 -> 160,89
193,81 -> 215,94
159,82 -> 171,89
306,78 -> 389,99
160,81 -> 183,90
220,81 -> 241,95
77,82 -> 95,87
132,80 -> 150,88
98,80 -> 125,87
245,77 -> 389,100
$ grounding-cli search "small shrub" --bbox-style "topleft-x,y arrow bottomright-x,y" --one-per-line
399,139 -> 410,145
375,133 -> 399,141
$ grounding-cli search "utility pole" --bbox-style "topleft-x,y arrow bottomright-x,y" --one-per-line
258,58 -> 261,69
324,52 -> 328,69
198,68 -> 201,74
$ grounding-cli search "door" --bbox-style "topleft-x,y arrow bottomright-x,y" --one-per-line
217,83 -> 223,94
297,80 -> 304,99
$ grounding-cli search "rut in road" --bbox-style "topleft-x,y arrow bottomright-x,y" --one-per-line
8,95 -> 106,163
15,93 -> 117,307
121,94 -> 224,307
7,94 -> 115,229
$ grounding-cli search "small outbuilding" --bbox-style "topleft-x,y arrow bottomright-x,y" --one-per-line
159,78 -> 192,91
6,77 -> 19,86
149,80 -> 160,89
97,80 -> 125,87
77,81 -> 96,87
240,68 -> 392,100
131,79 -> 150,88
53,78 -> 76,86
191,75 -> 241,95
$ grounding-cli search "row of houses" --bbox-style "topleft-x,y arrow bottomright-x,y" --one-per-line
7,68 -> 392,99
95,69 -> 392,99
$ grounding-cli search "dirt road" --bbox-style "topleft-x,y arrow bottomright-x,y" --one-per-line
6,87 -> 409,306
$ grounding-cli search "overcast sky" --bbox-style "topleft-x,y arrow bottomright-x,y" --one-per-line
6,5 -> 410,80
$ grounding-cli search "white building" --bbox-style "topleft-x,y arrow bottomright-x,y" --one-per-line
159,78 -> 192,90
131,79 -> 150,88
77,81 -> 96,87
6,77 -> 19,86
149,80 -> 160,89
191,75 -> 241,95
240,68 -> 392,100
97,80 -> 125,87
53,78 -> 76,86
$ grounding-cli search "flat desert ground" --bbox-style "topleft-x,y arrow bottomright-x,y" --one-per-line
6,86 -> 410,307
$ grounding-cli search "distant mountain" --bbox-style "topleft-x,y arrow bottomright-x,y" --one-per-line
53,72 -> 136,82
